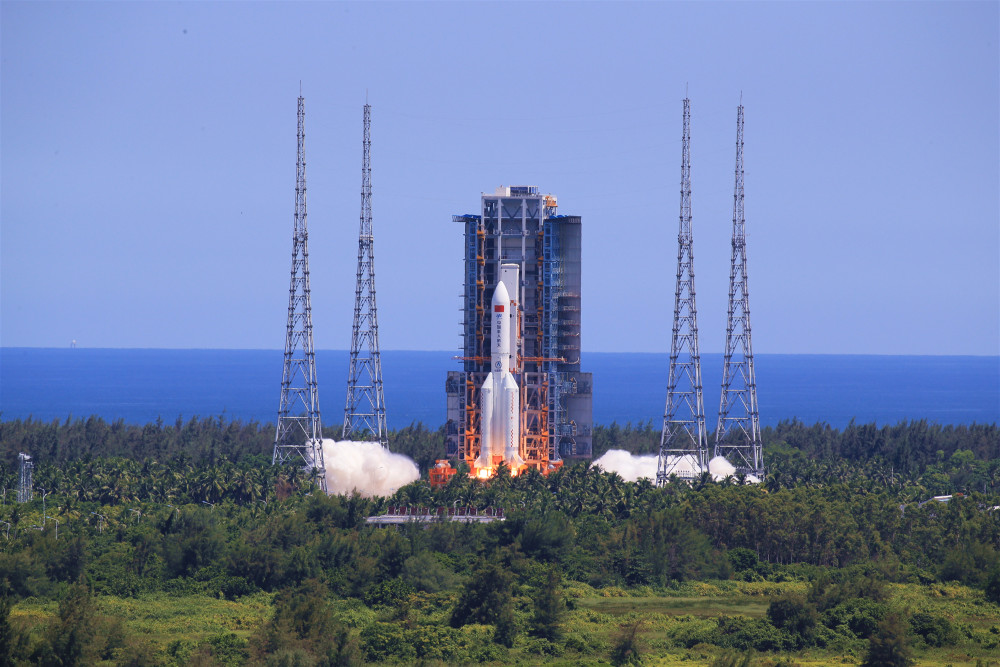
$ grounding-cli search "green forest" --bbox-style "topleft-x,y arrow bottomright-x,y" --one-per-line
1,416 -> 998,666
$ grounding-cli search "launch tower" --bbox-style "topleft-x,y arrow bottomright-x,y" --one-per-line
715,104 -> 764,477
273,94 -> 327,492
343,103 -> 388,446
446,186 -> 592,475
657,98 -> 708,484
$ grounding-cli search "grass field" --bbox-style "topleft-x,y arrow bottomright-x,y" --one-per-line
11,581 -> 1000,666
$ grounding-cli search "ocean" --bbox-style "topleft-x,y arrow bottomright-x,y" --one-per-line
0,348 -> 997,430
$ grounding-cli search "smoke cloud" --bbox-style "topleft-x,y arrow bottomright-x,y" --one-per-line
321,439 -> 420,497
593,449 -> 760,484
592,450 -> 659,482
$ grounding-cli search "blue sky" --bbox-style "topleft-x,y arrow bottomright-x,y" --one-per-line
2,1 -> 997,355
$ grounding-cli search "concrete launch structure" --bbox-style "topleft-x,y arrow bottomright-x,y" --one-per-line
447,186 -> 592,477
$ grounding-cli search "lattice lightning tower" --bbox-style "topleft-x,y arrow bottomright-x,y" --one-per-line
273,94 -> 327,492
715,103 -> 764,476
343,103 -> 387,445
17,453 -> 33,503
657,97 -> 708,484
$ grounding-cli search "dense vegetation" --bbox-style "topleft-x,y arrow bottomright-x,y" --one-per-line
0,416 -> 998,666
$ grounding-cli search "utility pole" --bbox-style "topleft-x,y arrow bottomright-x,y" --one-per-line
714,102 -> 764,477
273,93 -> 328,492
657,96 -> 708,485
344,102 -> 388,446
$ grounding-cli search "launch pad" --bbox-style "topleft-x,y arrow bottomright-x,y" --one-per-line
446,186 -> 592,480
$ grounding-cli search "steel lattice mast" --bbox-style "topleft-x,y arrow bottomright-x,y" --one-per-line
273,94 -> 327,493
657,97 -> 707,485
343,103 -> 387,445
17,453 -> 33,503
715,103 -> 763,476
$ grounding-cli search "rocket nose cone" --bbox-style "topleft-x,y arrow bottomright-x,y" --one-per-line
492,281 -> 510,306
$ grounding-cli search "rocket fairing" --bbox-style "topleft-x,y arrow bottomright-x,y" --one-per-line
476,281 -> 525,472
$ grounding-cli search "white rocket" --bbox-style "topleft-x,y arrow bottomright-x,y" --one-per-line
477,279 -> 525,471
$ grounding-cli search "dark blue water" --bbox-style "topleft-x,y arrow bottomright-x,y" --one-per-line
1,348 -> 996,429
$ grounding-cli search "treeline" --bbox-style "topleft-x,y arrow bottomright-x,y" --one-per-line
593,418 -> 998,470
5,414 -> 996,474
593,418 -> 1000,495
3,416 -> 998,506
0,416 -> 446,475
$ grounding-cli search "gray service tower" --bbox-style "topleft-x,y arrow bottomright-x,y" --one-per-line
447,186 -> 592,471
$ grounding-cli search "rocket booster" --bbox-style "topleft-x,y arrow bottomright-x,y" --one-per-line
477,280 -> 524,471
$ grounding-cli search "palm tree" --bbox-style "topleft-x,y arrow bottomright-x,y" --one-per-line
765,471 -> 783,494
694,470 -> 713,491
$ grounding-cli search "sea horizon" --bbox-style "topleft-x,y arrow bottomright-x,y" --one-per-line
1,347 -> 997,431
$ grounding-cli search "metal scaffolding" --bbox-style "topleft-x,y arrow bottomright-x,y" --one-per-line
657,97 -> 708,484
446,186 -> 592,473
344,103 -> 388,445
273,94 -> 327,493
715,103 -> 764,477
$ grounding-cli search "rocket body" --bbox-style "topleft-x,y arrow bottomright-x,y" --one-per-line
477,281 -> 524,471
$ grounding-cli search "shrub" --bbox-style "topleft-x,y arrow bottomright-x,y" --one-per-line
862,613 -> 914,667
0,593 -> 30,666
713,616 -> 795,653
822,598 -> 888,639
728,548 -> 760,573
610,619 -> 643,666
212,574 -> 257,600
493,599 -> 517,648
710,651 -> 754,667
400,552 -> 459,593
909,611 -> 958,647
939,542 -> 998,587
519,512 -> 575,563
985,565 -> 1000,605
767,594 -> 818,647
359,623 -> 416,663
203,633 -> 248,667
250,579 -> 360,665
449,559 -> 512,628
529,567 -> 565,642
362,577 -> 413,608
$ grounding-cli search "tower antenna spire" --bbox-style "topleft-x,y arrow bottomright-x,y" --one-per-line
715,102 -> 763,477
344,103 -> 388,445
657,96 -> 707,484
273,94 -> 327,492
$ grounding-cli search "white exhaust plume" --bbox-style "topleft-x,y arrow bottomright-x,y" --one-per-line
321,439 -> 419,497
593,450 -> 760,484
592,449 -> 658,482
707,455 -> 736,477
